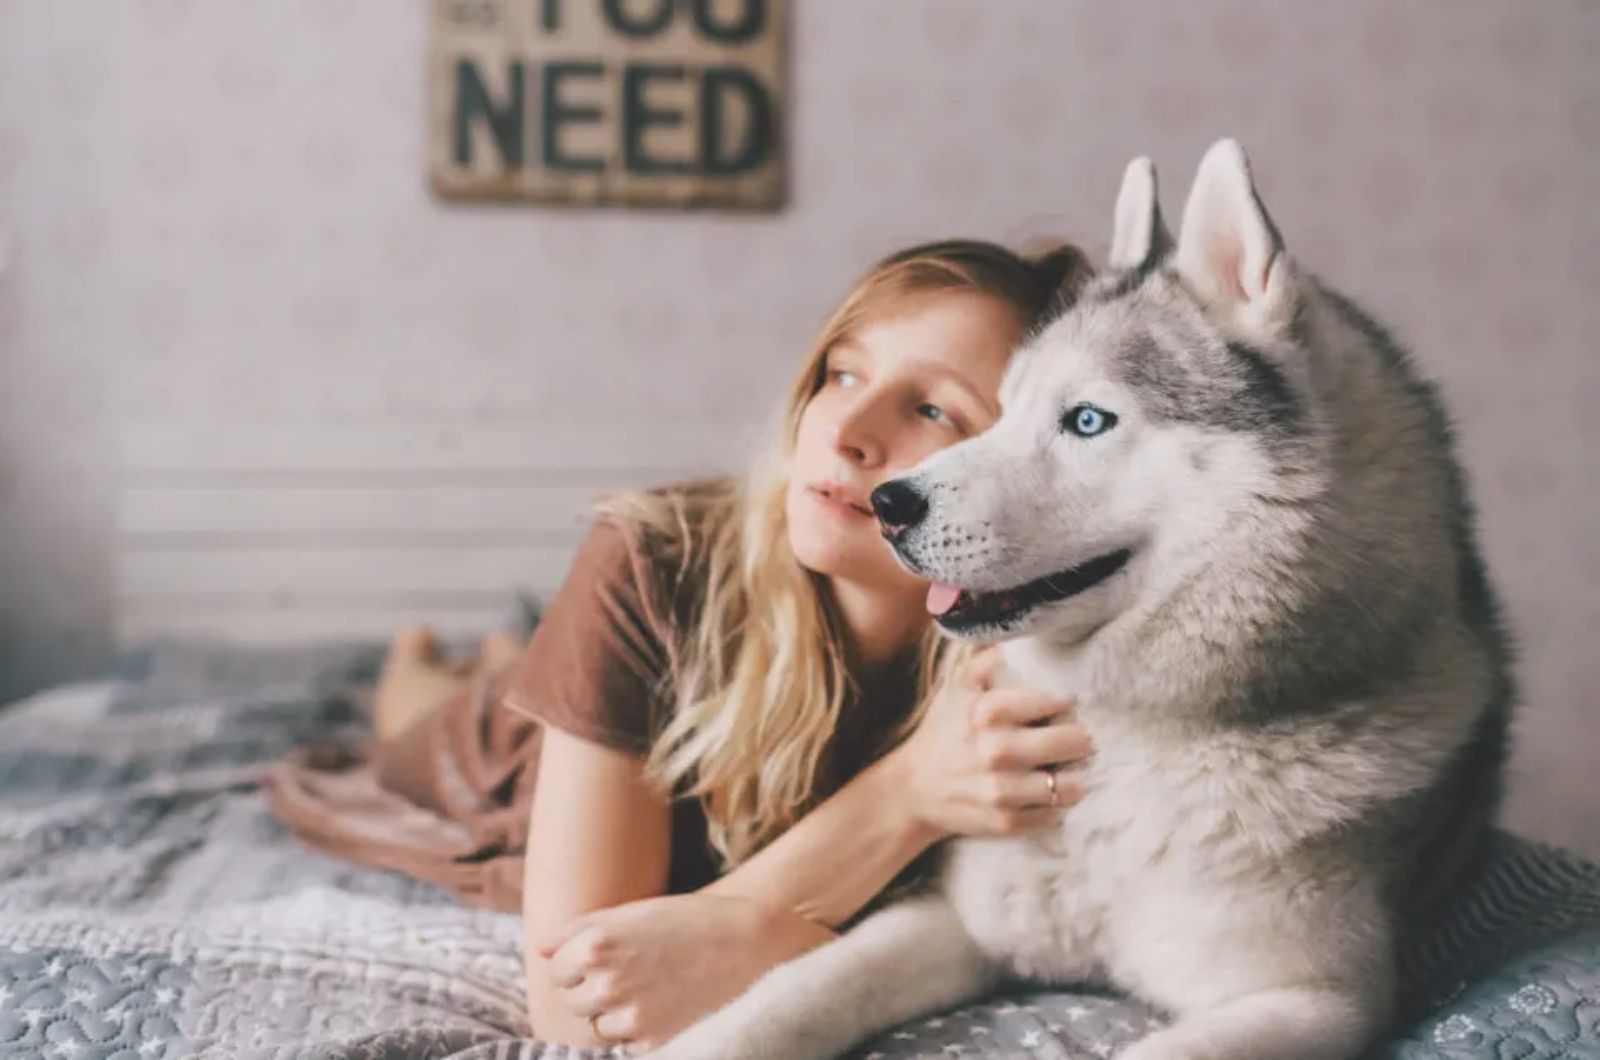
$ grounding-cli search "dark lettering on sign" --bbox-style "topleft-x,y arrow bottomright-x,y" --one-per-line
447,0 -> 499,29
433,0 -> 783,206
454,59 -> 524,167
602,0 -> 675,39
691,0 -> 764,43
622,64 -> 692,174
700,65 -> 772,175
542,61 -> 605,172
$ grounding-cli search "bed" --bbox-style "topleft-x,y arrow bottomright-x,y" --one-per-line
2,632 -> 1597,1059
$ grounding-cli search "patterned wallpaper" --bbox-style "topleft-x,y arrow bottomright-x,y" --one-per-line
0,1 -> 1595,855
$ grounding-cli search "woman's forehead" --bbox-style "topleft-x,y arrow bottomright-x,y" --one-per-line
838,291 -> 1023,374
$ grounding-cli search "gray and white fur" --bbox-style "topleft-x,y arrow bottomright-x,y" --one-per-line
647,139 -> 1515,1060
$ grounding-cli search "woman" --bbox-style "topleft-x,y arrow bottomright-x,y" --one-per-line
266,238 -> 1100,1052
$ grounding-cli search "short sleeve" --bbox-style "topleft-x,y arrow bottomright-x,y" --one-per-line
500,517 -> 675,756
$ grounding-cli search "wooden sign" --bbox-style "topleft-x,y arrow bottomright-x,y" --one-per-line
429,0 -> 786,210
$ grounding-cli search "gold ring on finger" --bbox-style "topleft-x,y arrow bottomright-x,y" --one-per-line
1045,768 -> 1060,807
590,1012 -> 611,1043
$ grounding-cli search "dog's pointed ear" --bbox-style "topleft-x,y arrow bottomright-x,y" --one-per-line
1109,156 -> 1172,271
1175,139 -> 1296,326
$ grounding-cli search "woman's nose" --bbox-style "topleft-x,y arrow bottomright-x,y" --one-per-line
830,401 -> 885,467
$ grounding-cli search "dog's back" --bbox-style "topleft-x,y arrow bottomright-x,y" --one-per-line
1314,285 -> 1517,1015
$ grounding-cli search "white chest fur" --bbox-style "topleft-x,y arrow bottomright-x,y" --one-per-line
934,640 -> 1375,1010
939,739 -> 1240,999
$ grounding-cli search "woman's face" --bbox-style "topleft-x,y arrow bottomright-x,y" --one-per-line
785,290 -> 1023,592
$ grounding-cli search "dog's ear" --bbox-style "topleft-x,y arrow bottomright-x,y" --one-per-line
1174,139 -> 1296,329
1108,156 -> 1172,271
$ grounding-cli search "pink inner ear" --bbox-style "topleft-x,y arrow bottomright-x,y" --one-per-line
1206,231 -> 1248,301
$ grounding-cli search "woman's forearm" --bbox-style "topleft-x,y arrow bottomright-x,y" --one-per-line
699,748 -> 943,929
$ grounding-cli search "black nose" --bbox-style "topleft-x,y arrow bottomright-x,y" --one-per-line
871,479 -> 928,533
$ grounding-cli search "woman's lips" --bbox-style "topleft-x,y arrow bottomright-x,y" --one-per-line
807,485 -> 873,520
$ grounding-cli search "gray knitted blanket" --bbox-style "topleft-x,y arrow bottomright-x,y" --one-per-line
1,638 -> 1595,1059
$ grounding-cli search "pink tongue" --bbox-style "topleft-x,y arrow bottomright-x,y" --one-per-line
926,582 -> 964,616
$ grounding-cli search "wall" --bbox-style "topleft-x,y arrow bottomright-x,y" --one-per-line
1,0 -> 1595,855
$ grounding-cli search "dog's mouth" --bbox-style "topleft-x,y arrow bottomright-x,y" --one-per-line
926,548 -> 1134,632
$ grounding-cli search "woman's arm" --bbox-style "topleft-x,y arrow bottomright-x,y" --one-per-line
521,722 -> 868,1047
699,747 -> 941,930
703,646 -> 1094,931
522,723 -> 673,1046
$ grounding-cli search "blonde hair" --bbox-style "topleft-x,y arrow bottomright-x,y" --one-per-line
591,238 -> 1094,871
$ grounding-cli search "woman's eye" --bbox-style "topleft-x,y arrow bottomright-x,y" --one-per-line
829,369 -> 860,388
918,403 -> 954,427
1062,403 -> 1118,438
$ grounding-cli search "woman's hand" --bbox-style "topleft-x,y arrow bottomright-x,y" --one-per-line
534,891 -> 835,1052
888,645 -> 1094,839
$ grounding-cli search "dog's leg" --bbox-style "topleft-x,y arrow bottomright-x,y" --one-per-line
644,894 -> 1000,1060
1115,981 -> 1388,1060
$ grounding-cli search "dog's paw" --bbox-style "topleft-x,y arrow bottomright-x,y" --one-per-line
637,1017 -> 766,1060
639,1032 -> 759,1060
643,1014 -> 834,1060
1115,1029 -> 1209,1060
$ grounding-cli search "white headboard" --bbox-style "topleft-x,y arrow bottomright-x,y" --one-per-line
114,417 -> 745,645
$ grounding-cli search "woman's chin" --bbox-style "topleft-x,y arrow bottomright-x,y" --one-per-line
788,524 -> 876,580
788,534 -> 856,578
787,526 -> 919,592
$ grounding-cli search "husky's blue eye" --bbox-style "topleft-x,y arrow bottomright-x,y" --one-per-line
1064,404 -> 1117,438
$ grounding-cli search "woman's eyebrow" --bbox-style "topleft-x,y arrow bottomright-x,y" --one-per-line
918,362 -> 1000,418
835,338 -> 999,418
830,336 -> 869,359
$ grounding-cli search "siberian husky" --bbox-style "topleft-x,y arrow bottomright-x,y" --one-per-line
648,139 -> 1514,1060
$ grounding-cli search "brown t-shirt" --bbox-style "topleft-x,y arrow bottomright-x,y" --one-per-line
266,506 -> 926,913
501,514 -> 722,894
502,513 -> 926,894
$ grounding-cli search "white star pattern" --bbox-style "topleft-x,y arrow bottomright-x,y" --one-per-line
154,985 -> 180,1005
1020,1029 -> 1046,1048
892,1031 -> 916,1040
138,1041 -> 164,1057
42,958 -> 66,978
